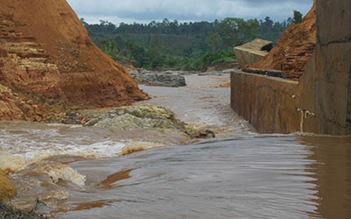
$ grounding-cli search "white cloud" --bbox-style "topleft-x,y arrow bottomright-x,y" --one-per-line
67,0 -> 313,24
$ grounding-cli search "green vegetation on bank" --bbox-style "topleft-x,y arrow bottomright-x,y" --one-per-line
81,14 -> 297,70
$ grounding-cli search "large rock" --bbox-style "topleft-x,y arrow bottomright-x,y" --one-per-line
234,38 -> 272,67
0,0 -> 149,121
130,71 -> 186,87
0,170 -> 16,201
0,202 -> 45,218
91,105 -> 183,130
82,105 -> 214,138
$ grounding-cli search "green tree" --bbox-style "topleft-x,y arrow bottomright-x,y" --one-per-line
293,10 -> 303,24
207,32 -> 222,51
145,37 -> 165,69
217,18 -> 259,48
83,15 -> 290,70
101,39 -> 117,59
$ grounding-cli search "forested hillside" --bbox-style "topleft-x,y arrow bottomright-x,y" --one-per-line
82,14 -> 298,70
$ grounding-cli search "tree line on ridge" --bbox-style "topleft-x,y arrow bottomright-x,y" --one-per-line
81,11 -> 303,70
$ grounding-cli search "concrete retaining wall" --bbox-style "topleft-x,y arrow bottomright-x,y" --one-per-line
231,71 -> 299,133
300,0 -> 351,135
231,0 -> 351,135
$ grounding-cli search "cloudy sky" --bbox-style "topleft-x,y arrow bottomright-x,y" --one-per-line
67,0 -> 314,25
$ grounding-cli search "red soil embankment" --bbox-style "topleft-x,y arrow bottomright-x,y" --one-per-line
0,0 -> 148,121
252,4 -> 316,80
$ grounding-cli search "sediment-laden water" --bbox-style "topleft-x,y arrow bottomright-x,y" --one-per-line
1,74 -> 350,219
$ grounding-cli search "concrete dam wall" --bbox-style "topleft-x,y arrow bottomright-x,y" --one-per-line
231,0 -> 351,135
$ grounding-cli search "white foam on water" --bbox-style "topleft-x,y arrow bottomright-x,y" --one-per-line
46,123 -> 83,128
47,163 -> 86,187
121,141 -> 164,155
0,153 -> 26,172
0,141 -> 126,172
0,124 -> 127,172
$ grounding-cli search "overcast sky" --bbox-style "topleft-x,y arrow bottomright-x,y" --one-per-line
67,0 -> 314,25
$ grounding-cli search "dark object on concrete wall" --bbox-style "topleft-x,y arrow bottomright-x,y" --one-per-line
242,68 -> 287,78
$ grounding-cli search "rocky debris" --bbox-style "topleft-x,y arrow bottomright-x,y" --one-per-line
0,0 -> 149,121
198,71 -> 224,76
129,71 -> 186,87
0,202 -> 47,219
0,169 -> 16,201
242,68 -> 287,78
5,42 -> 48,59
90,105 -> 215,139
62,105 -> 215,139
234,39 -> 273,67
252,4 -> 316,80
0,84 -> 48,121
90,105 -> 187,130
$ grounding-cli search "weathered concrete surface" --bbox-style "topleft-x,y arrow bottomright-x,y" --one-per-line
231,1 -> 351,135
231,70 -> 299,133
234,39 -> 272,67
298,0 -> 351,134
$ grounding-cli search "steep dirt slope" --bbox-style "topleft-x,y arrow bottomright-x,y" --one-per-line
0,0 -> 148,121
252,3 -> 316,80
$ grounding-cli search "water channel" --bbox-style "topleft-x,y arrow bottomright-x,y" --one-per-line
1,74 -> 350,219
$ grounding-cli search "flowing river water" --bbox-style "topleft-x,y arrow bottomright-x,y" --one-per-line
1,74 -> 351,219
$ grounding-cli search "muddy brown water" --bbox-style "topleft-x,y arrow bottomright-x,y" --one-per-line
1,74 -> 350,219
